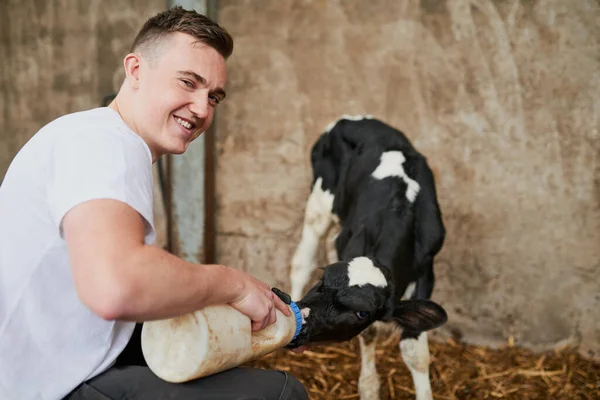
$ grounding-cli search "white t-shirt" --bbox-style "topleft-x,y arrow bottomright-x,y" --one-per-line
0,107 -> 156,400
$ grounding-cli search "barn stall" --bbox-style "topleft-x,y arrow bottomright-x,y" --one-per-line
215,0 -> 600,398
1,0 -> 599,398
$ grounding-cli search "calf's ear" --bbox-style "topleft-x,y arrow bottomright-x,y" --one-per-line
389,299 -> 448,332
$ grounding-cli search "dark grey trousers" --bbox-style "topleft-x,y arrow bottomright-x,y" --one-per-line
64,365 -> 308,400
64,324 -> 308,400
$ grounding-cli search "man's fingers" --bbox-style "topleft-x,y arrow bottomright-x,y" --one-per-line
251,319 -> 262,332
271,305 -> 278,324
273,293 -> 291,316
254,307 -> 270,332
242,279 -> 295,332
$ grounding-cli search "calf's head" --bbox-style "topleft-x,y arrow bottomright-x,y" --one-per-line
286,256 -> 447,349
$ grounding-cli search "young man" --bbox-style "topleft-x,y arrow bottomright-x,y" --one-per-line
0,7 -> 308,400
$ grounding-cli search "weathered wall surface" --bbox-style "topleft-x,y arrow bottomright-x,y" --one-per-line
215,0 -> 600,359
0,0 -> 168,247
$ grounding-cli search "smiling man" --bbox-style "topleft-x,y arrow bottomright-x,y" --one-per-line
114,25 -> 228,159
0,7 -> 308,400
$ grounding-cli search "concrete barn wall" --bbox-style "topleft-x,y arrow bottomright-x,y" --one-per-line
214,0 -> 600,359
0,0 -> 168,247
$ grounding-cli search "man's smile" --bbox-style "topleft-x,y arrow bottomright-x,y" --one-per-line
173,115 -> 197,136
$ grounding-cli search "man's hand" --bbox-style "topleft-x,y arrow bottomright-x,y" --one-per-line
228,271 -> 291,332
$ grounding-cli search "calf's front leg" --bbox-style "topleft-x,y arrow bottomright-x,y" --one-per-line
357,324 -> 380,400
289,177 -> 334,300
400,331 -> 433,400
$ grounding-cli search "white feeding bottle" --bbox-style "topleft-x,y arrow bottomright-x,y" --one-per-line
141,299 -> 303,383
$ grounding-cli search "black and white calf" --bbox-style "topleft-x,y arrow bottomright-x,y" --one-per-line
287,115 -> 448,400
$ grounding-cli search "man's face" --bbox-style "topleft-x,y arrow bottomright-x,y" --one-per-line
131,32 -> 227,158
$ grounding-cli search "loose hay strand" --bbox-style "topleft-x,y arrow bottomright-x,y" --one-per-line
387,368 -> 396,399
246,337 -> 600,399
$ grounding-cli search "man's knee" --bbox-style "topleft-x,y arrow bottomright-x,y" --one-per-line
280,371 -> 309,400
242,369 -> 308,400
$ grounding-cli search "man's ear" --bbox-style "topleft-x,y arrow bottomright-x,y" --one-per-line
123,53 -> 142,89
388,299 -> 448,332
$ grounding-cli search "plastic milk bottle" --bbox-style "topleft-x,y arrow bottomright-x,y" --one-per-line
141,301 -> 303,383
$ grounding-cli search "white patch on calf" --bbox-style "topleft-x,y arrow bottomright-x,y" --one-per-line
402,282 -> 416,300
371,151 -> 420,203
290,177 -> 335,300
347,257 -> 388,288
300,308 -> 310,325
324,114 -> 373,133
325,219 -> 340,264
400,332 -> 433,400
304,177 -> 335,232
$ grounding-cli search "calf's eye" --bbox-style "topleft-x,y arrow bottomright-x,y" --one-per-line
356,311 -> 370,319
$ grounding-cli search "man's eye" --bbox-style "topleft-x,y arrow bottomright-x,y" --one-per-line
209,95 -> 221,105
356,311 -> 370,319
181,79 -> 194,88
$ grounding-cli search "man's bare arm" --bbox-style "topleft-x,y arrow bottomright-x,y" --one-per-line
62,199 -> 289,326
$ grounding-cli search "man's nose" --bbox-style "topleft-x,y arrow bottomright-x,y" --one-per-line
189,95 -> 210,119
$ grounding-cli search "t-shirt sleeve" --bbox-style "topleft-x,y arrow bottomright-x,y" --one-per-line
46,129 -> 155,243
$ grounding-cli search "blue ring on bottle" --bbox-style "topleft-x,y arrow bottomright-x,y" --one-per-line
289,301 -> 302,341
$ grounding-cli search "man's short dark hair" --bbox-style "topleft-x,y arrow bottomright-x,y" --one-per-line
131,6 -> 233,60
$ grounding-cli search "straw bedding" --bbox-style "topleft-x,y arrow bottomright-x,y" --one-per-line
246,336 -> 600,399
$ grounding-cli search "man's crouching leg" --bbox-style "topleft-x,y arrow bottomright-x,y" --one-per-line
64,365 -> 309,400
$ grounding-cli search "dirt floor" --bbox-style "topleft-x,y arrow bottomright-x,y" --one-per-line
247,336 -> 600,399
